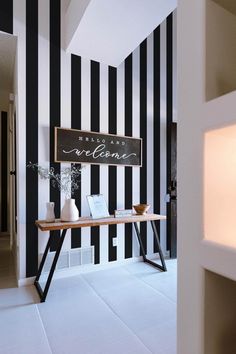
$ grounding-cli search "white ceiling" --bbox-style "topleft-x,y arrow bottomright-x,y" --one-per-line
0,31 -> 16,92
65,0 -> 177,67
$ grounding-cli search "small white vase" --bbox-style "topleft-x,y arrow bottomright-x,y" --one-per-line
46,202 -> 55,222
61,198 -> 79,222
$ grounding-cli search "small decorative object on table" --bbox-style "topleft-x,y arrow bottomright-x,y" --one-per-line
61,198 -> 79,222
27,162 -> 84,222
45,202 -> 55,222
133,204 -> 150,215
114,209 -> 133,218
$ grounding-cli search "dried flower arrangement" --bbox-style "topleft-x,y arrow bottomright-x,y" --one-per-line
27,162 -> 84,199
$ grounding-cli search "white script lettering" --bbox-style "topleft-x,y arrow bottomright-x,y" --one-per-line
63,144 -> 137,161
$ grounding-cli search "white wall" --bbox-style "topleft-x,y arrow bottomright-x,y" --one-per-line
177,1 -> 205,353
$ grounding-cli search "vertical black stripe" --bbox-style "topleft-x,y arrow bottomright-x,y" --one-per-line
108,66 -> 117,262
140,40 -> 147,255
166,14 -> 173,252
153,26 -> 161,252
124,54 -> 133,259
26,0 -> 38,277
1,112 -> 8,232
0,0 -> 13,34
71,55 -> 81,248
90,60 -> 100,264
50,0 -> 61,251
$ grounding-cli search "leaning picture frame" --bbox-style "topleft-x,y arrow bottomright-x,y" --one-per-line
87,194 -> 110,219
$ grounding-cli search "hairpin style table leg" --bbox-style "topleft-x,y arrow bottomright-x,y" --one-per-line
34,229 -> 68,302
133,221 -> 167,272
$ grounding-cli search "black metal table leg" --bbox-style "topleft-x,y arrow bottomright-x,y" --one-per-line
150,220 -> 167,271
34,229 -> 68,302
35,233 -> 53,283
133,222 -> 147,259
133,221 -> 167,272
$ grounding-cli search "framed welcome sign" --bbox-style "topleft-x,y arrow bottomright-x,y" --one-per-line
54,127 -> 142,167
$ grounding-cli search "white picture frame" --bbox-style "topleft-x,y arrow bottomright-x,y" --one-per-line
87,194 -> 110,219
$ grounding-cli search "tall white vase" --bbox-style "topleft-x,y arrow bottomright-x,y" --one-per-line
61,198 -> 79,222
45,202 -> 55,222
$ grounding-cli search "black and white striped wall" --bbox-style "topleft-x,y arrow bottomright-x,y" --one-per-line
0,0 -> 176,281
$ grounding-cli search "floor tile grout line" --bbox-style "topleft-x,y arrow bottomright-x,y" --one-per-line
123,264 -> 177,305
0,263 -> 175,354
79,261 -> 176,306
35,305 -> 54,354
81,274 -> 153,354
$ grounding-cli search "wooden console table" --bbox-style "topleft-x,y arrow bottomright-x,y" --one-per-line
35,213 -> 167,302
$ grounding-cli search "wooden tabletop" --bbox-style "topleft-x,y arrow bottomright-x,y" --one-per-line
36,213 -> 166,232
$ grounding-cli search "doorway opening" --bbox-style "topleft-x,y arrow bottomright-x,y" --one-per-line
167,122 -> 177,258
0,31 -> 17,288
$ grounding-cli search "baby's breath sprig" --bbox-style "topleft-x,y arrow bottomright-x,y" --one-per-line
27,162 -> 84,199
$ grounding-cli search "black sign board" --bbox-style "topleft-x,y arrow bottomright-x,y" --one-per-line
55,128 -> 142,167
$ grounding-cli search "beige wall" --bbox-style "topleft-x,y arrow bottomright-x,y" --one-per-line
204,126 -> 236,247
205,270 -> 236,354
0,90 -> 10,111
206,0 -> 236,100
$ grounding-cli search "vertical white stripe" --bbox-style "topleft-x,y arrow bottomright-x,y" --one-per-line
160,20 -> 167,252
132,46 -> 140,257
146,32 -> 154,256
116,61 -> 125,260
13,0 -> 26,279
173,9 -> 177,123
81,58 -> 91,247
60,1 -> 71,250
38,0 -> 50,256
99,63 -> 109,264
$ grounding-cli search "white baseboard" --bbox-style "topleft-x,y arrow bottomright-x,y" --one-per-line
18,252 -> 168,287
18,277 -> 35,287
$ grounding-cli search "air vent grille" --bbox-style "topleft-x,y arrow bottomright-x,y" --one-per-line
39,246 -> 94,274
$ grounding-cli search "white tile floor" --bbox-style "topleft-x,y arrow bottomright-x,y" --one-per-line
0,241 -> 177,354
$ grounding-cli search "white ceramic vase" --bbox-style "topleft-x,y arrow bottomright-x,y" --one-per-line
61,198 -> 79,222
45,202 -> 55,222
